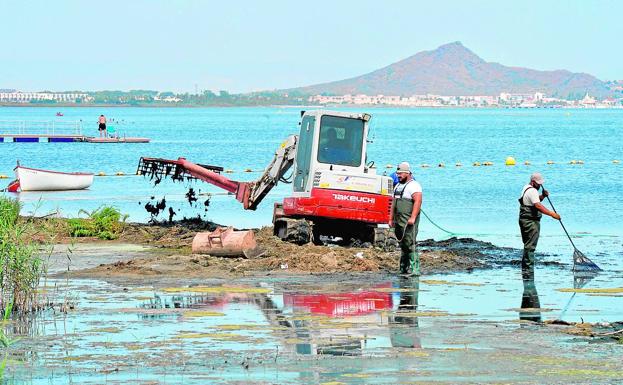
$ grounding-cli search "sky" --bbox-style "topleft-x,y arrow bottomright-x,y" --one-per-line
1,0 -> 622,93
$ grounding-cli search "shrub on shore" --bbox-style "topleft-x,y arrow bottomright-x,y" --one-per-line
0,197 -> 44,314
68,206 -> 128,240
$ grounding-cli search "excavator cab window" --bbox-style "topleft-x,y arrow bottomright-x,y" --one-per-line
317,116 -> 364,167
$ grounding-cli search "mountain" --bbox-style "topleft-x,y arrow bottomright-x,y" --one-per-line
290,42 -> 613,99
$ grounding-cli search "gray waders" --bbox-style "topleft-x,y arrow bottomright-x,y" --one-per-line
518,187 -> 542,271
393,181 -> 420,275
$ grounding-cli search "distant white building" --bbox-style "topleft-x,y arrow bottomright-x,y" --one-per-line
0,91 -> 91,103
499,92 -> 534,104
154,93 -> 182,103
308,91 -> 618,108
579,92 -> 596,106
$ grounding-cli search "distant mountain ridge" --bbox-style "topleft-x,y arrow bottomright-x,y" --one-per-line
290,42 -> 613,99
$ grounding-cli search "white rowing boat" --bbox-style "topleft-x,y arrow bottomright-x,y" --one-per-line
8,164 -> 94,192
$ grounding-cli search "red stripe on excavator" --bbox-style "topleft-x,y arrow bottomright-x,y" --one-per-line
282,188 -> 391,224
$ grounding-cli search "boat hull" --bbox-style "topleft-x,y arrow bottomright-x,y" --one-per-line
15,166 -> 94,191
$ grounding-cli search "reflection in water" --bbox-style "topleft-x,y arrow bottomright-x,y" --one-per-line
5,267 -> 622,384
389,276 -> 421,348
138,293 -> 228,319
559,270 -> 599,319
573,271 -> 598,290
520,266 -> 542,323
282,285 -> 394,356
284,288 -> 392,316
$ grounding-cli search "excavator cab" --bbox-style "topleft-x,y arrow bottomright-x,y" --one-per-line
293,111 -> 371,194
275,111 -> 393,245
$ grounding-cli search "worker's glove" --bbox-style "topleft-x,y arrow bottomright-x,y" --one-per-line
542,189 -> 550,198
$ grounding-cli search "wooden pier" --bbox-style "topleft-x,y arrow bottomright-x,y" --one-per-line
0,134 -> 149,143
0,134 -> 85,143
0,120 -> 149,143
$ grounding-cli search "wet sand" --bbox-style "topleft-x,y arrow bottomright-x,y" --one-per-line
42,220 -> 499,279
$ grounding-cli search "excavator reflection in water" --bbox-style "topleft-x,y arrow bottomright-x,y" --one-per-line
136,278 -> 423,355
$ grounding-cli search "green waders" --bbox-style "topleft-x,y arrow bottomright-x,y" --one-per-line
389,276 -> 421,347
393,182 -> 421,275
518,187 -> 542,271
520,267 -> 542,322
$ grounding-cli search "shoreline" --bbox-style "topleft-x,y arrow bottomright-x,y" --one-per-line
31,217 -> 513,280
3,103 -> 622,109
0,103 -> 316,109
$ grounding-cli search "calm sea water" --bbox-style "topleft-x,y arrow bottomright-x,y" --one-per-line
1,106 -> 621,260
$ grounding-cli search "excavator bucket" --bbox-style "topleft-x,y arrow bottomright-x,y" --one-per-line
137,135 -> 296,211
137,157 -> 252,208
137,157 -> 224,184
192,226 -> 259,258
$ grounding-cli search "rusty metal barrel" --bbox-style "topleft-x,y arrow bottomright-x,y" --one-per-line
191,226 -> 257,257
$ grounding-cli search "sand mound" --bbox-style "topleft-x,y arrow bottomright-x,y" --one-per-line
67,225 -> 485,279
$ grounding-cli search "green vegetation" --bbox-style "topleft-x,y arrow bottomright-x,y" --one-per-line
0,197 -> 44,314
84,89 -> 312,106
91,89 -> 159,104
2,88 -> 317,106
68,206 -> 128,240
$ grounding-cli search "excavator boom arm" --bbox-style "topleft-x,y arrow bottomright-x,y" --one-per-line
137,135 -> 297,210
246,135 -> 297,209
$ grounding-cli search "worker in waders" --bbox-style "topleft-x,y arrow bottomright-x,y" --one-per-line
391,162 -> 423,275
518,172 -> 561,270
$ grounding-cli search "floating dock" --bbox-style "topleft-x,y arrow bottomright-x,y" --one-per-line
0,120 -> 150,143
0,135 -> 150,143
0,134 -> 83,143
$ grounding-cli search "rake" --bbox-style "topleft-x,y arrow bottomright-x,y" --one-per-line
545,195 -> 601,272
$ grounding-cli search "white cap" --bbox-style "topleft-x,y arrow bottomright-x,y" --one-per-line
530,172 -> 545,184
397,161 -> 411,174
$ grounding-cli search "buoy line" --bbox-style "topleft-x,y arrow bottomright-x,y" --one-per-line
2,159 -> 619,181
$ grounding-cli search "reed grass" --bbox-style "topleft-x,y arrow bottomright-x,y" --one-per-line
0,197 -> 44,314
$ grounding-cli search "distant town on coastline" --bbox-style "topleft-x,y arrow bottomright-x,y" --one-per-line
1,88 -> 622,108
2,42 -> 622,108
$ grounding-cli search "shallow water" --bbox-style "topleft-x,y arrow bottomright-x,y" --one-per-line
4,262 -> 623,384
